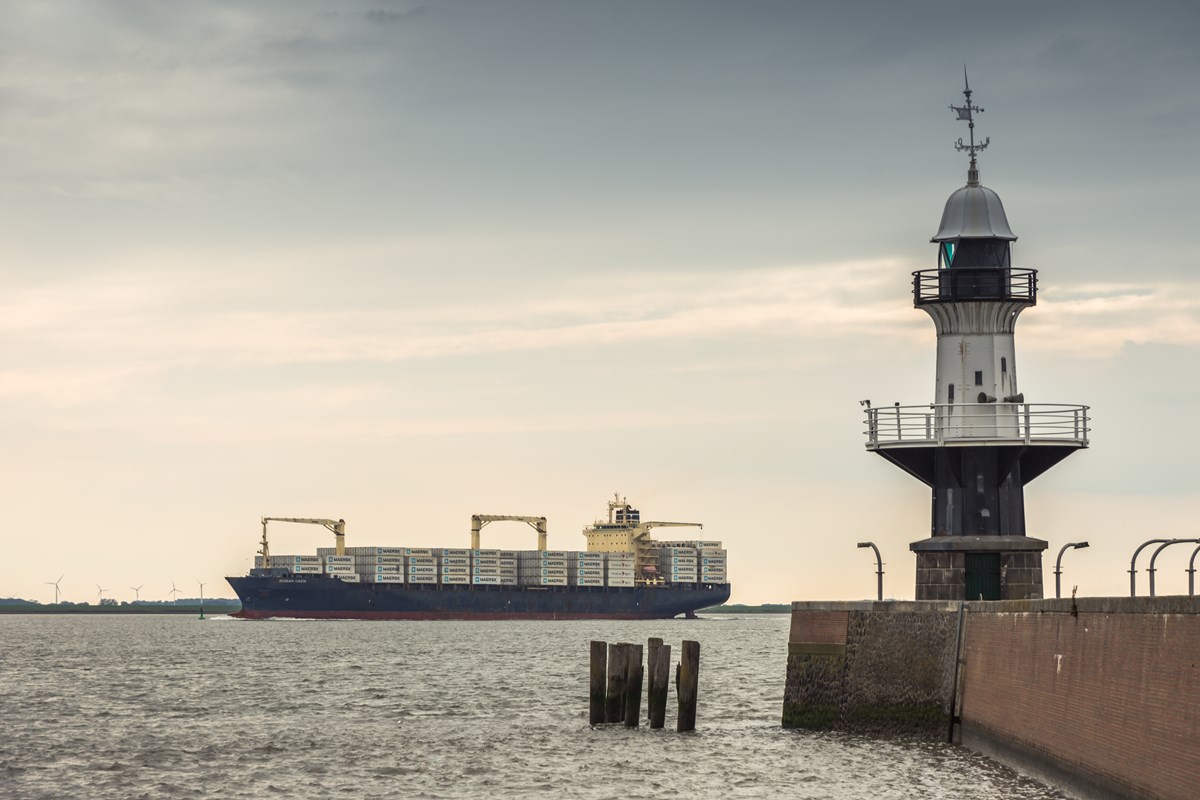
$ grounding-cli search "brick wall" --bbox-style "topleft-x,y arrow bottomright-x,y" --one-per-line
960,598 -> 1200,800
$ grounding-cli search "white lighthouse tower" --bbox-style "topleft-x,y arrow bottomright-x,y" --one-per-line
864,75 -> 1090,601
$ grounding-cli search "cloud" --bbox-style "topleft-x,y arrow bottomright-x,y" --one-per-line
1025,281 -> 1200,357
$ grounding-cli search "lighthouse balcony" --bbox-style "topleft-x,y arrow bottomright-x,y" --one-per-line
864,403 -> 1089,449
913,267 -> 1037,305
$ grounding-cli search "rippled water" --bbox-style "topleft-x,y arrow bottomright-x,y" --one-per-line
0,614 -> 1065,799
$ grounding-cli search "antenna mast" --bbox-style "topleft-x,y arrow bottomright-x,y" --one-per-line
949,67 -> 989,185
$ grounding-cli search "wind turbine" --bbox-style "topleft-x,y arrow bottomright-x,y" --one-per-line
169,581 -> 181,605
197,579 -> 206,620
96,584 -> 108,603
130,585 -> 143,603
45,575 -> 63,605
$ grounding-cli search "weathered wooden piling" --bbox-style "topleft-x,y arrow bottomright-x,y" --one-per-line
646,637 -> 662,722
605,642 -> 631,723
649,642 -> 670,728
589,640 -> 607,725
624,644 -> 644,727
676,639 -> 700,732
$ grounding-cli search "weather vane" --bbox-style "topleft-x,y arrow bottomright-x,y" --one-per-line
949,67 -> 988,184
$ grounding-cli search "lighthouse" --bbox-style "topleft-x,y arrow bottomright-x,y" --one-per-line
864,75 -> 1090,601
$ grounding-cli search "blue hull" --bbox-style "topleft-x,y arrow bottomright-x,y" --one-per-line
227,574 -> 731,619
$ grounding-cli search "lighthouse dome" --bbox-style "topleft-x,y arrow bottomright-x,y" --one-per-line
931,184 -> 1016,243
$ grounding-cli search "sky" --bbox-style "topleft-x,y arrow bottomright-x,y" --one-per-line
2,0 -> 1199,604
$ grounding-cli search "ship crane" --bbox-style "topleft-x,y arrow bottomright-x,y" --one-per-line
471,515 -> 548,551
258,517 -> 347,568
632,520 -> 703,541
606,493 -> 702,542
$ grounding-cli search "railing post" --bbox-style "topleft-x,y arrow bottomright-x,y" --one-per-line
894,403 -> 902,441
925,413 -> 931,441
1023,404 -> 1031,444
1189,544 -> 1200,597
1130,539 -> 1169,596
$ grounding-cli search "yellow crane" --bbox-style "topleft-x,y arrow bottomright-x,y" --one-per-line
258,517 -> 346,568
470,514 -> 548,551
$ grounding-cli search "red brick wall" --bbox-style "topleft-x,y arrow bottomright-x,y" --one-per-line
961,610 -> 1200,800
789,610 -> 849,645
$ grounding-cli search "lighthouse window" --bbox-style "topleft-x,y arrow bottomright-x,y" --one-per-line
948,384 -> 955,404
1001,358 -> 1007,373
974,371 -> 983,386
941,242 -> 955,268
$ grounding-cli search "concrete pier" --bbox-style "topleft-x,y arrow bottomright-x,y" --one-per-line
782,597 -> 1200,800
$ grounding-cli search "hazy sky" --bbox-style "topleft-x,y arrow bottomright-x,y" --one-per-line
3,1 -> 1199,604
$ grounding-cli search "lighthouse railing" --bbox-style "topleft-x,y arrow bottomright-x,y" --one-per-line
865,403 -> 1089,448
912,267 -> 1037,305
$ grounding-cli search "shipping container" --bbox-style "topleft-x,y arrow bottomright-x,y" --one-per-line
336,573 -> 362,582
575,577 -> 605,586
404,548 -> 434,557
408,556 -> 437,565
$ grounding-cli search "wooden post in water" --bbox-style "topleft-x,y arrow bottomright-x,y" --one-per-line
589,640 -> 607,725
676,640 -> 700,732
605,642 -> 631,723
649,643 -> 670,729
645,637 -> 662,723
624,644 -> 644,727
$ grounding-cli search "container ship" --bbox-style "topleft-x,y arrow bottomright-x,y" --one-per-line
227,495 -> 731,620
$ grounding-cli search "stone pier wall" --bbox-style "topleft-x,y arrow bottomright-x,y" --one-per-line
781,601 -> 959,735
782,597 -> 1200,800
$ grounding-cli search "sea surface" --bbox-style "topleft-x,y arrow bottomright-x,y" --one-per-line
0,613 -> 1066,799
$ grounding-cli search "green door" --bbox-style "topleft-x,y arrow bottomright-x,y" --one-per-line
964,553 -> 1001,601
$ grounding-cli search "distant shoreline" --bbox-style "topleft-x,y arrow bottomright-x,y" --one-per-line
699,603 -> 790,614
0,603 -> 240,615
1,601 -> 787,616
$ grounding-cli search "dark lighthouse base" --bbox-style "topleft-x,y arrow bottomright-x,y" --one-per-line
910,535 -> 1047,601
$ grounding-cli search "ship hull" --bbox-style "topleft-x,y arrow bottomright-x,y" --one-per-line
226,574 -> 730,620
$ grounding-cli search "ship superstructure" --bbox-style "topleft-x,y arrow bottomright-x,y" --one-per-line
863,74 -> 1089,601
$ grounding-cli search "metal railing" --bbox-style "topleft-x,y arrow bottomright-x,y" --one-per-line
913,267 -> 1037,305
864,403 -> 1090,448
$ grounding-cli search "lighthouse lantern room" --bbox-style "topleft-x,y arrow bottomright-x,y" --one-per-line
864,74 -> 1090,601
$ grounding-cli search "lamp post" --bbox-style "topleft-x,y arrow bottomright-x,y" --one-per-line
1053,541 -> 1089,599
857,542 -> 883,602
1147,539 -> 1200,597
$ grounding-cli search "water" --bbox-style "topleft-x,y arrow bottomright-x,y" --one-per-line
0,614 -> 1065,799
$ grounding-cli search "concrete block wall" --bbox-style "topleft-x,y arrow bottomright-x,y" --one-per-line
782,601 -> 959,736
